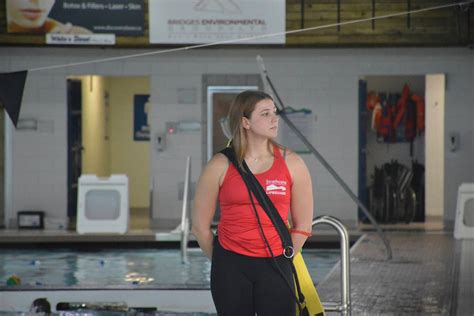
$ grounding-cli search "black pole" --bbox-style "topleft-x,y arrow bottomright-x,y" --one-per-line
407,0 -> 411,29
301,0 -> 305,29
257,56 -> 393,260
337,0 -> 341,31
372,0 -> 376,30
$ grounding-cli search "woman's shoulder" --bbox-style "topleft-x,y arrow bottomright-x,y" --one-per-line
210,152 -> 230,167
277,146 -> 308,179
275,145 -> 300,164
203,152 -> 230,185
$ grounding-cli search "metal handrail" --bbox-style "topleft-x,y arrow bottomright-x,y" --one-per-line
180,156 -> 191,264
313,215 -> 351,315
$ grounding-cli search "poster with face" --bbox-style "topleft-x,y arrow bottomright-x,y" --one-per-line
6,0 -> 60,33
6,0 -> 144,36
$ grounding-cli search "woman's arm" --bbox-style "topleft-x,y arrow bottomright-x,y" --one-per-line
191,154 -> 228,259
286,150 -> 314,254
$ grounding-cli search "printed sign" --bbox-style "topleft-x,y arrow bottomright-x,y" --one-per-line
6,0 -> 144,36
46,33 -> 115,45
134,94 -> 151,141
149,0 -> 285,44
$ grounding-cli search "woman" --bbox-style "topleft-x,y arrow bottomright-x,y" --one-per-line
7,0 -> 91,34
192,90 -> 314,315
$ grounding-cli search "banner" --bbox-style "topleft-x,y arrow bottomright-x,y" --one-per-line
6,0 -> 144,37
149,0 -> 285,44
0,71 -> 28,128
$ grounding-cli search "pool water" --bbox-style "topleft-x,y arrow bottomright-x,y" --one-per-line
0,248 -> 339,288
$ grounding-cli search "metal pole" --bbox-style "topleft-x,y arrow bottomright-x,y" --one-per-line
313,215 -> 351,315
256,55 -> 392,260
180,156 -> 191,264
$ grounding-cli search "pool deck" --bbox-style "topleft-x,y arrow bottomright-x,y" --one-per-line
318,231 -> 473,315
0,223 -> 472,315
0,226 -> 362,246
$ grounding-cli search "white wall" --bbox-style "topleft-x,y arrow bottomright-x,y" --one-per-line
1,47 -> 472,229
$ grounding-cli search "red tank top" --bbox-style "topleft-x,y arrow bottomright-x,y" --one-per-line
218,144 -> 292,257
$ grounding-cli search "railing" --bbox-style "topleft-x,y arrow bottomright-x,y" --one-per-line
313,215 -> 351,316
180,156 -> 191,264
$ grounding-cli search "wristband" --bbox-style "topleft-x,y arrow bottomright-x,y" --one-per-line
290,229 -> 312,237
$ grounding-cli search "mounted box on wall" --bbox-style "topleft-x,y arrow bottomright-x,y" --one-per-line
449,131 -> 460,152
16,118 -> 38,131
17,211 -> 44,229
165,121 -> 201,134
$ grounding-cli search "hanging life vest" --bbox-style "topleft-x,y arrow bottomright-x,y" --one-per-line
390,93 -> 406,142
371,102 -> 382,132
411,94 -> 425,134
377,94 -> 393,141
404,99 -> 416,141
393,84 -> 410,130
366,91 -> 380,111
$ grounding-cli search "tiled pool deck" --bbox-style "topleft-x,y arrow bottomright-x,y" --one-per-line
318,231 -> 473,315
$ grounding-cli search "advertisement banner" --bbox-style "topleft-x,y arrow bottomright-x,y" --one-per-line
6,0 -> 144,37
149,0 -> 285,44
134,95 -> 151,141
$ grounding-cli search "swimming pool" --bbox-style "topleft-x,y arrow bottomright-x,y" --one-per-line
0,247 -> 339,312
0,247 -> 338,288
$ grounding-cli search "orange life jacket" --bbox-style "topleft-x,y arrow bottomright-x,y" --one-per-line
393,84 -> 410,129
371,103 -> 382,132
378,94 -> 394,140
366,91 -> 380,111
405,99 -> 416,141
411,94 -> 425,134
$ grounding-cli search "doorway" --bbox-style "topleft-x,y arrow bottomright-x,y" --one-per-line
205,85 -> 258,223
66,76 -> 151,229
206,86 -> 258,161
359,74 -> 445,227
66,79 -> 82,220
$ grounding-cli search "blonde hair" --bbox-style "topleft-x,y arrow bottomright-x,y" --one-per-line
227,90 -> 277,167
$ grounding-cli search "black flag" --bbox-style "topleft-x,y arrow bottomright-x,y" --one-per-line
0,71 -> 28,127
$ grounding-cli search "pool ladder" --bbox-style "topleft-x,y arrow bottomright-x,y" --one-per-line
180,157 -> 351,315
313,215 -> 351,315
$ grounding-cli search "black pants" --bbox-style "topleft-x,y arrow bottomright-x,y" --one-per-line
211,238 -> 295,316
